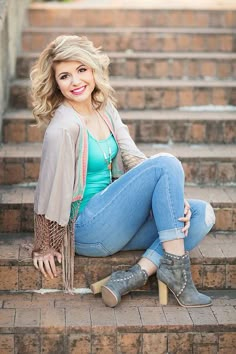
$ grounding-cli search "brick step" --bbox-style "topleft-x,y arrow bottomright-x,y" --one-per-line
22,27 -> 235,53
0,185 -> 235,233
28,4 -> 236,28
3,109 -> 236,144
16,52 -> 236,80
9,79 -> 236,110
0,143 -> 235,185
0,290 -> 235,354
0,232 -> 235,292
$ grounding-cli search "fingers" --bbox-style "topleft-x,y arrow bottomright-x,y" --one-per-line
179,208 -> 192,236
33,252 -> 61,279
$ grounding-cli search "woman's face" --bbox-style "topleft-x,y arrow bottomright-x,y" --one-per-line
54,61 -> 95,107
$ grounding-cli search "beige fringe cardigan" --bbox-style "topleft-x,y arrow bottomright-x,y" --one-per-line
33,102 -> 147,291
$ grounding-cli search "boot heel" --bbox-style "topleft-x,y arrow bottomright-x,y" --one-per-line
158,280 -> 168,305
90,276 -> 110,294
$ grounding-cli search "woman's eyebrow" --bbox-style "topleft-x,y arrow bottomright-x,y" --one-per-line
57,64 -> 85,77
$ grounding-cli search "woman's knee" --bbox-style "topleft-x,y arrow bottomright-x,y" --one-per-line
204,202 -> 216,228
150,153 -> 184,177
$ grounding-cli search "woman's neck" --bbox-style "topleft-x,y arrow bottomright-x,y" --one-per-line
64,100 -> 95,118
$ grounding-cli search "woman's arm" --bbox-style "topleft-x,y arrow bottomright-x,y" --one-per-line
33,126 -> 75,278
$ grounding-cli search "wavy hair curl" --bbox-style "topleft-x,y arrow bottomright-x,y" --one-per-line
30,35 -> 116,124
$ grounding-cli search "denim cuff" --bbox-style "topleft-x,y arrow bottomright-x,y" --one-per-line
142,249 -> 163,267
159,227 -> 185,243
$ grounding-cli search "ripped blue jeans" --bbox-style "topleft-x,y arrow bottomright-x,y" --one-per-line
74,154 -> 216,266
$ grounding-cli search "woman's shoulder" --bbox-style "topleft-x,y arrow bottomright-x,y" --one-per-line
45,104 -> 80,141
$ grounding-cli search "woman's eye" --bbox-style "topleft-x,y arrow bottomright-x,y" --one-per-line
79,68 -> 87,73
60,74 -> 68,80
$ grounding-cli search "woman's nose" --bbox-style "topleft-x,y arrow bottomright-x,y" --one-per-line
71,75 -> 81,86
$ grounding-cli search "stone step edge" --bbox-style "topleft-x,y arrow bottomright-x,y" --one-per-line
4,109 -> 236,121
10,78 -> 236,88
0,185 -> 235,207
23,26 -> 235,34
29,2 -> 236,10
17,51 -> 236,59
0,294 -> 236,336
1,142 -> 236,160
0,232 -> 235,266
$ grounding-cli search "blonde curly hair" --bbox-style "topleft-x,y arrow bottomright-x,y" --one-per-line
30,35 -> 116,124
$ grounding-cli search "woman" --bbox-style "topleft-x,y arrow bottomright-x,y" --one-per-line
31,35 -> 215,308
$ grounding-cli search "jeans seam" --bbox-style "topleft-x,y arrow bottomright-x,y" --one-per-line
77,164 -> 157,228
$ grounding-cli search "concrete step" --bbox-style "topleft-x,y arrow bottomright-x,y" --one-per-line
0,232 -> 235,292
0,143 -> 235,185
0,185 -> 235,233
0,289 -> 235,353
28,3 -> 236,28
9,79 -> 236,110
3,109 -> 236,144
16,52 -> 236,80
22,27 -> 236,53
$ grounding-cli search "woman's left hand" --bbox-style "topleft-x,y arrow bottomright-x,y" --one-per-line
178,199 -> 191,236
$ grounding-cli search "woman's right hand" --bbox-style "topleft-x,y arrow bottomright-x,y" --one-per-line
33,250 -> 62,279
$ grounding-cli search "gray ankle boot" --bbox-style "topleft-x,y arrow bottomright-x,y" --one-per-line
157,251 -> 212,308
102,264 -> 148,307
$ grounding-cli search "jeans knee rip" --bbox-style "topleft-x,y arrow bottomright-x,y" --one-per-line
205,203 -> 216,226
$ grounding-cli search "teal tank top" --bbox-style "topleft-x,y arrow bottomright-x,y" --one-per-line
79,130 -> 118,212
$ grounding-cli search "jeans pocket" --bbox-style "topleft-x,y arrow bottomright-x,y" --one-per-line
75,241 -> 111,257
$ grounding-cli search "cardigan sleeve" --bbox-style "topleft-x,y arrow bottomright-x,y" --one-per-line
33,126 -> 75,255
34,127 -> 75,226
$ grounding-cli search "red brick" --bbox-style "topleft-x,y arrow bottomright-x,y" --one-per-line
214,208 -> 233,231
219,332 -> 236,354
15,334 -> 40,354
212,88 -> 227,105
154,60 -> 169,78
179,89 -> 194,107
145,89 -> 162,109
217,163 -> 236,184
161,90 -> 177,109
42,267 -> 63,290
126,60 -> 137,78
68,334 -> 91,354
91,332 -> 116,354
3,163 -> 24,185
0,266 -> 18,291
139,59 -> 154,78
0,209 -> 21,233
127,90 -> 145,109
41,334 -> 65,354
188,61 -> 199,78
199,163 -> 217,184
193,333 -> 218,354
190,123 -> 206,143
27,125 -> 44,143
168,333 -> 193,354
171,61 -> 184,78
192,35 -> 205,51
191,264 -> 203,288
203,265 -> 226,289
187,307 -> 217,331
218,63 -> 231,79
143,333 -> 167,354
177,35 -> 190,51
220,35 -> 233,51
163,35 -> 177,51
18,266 -> 41,290
226,265 -> 236,288
0,335 -> 14,354
3,122 -> 26,143
194,89 -> 209,105
117,333 -> 142,354
224,122 -> 236,143
201,61 -> 216,78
